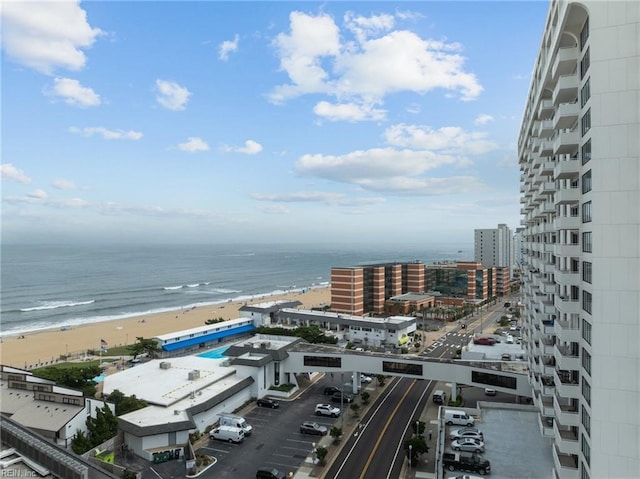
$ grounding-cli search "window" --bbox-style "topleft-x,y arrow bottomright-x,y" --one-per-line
304,356 -> 342,368
582,348 -> 592,375
581,78 -> 590,107
582,232 -> 592,252
582,377 -> 591,405
581,108 -> 591,136
582,290 -> 592,314
63,397 -> 81,405
580,18 -> 589,51
583,261 -> 592,283
582,139 -> 592,165
382,361 -> 423,376
581,434 -> 591,466
582,170 -> 592,194
581,406 -> 591,436
580,47 -> 590,80
582,201 -> 592,223
582,319 -> 592,345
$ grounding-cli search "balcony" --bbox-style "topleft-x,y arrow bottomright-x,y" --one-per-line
554,344 -> 580,371
542,356 -> 556,376
552,446 -> 578,479
539,414 -> 555,438
554,295 -> 580,315
554,316 -> 581,343
540,138 -> 554,156
542,280 -> 556,294
554,101 -> 580,130
553,394 -> 579,427
553,243 -> 580,256
553,129 -> 579,155
539,119 -> 554,138
540,181 -> 556,195
538,98 -> 554,119
554,158 -> 580,179
541,395 -> 555,417
553,422 -> 579,456
541,338 -> 555,355
553,73 -> 578,106
554,187 -> 581,205
553,369 -> 581,399
553,215 -> 581,229
555,269 -> 580,287
552,45 -> 578,80
541,160 -> 556,175
532,137 -> 541,152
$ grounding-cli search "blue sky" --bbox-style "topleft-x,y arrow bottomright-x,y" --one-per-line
1,1 -> 549,245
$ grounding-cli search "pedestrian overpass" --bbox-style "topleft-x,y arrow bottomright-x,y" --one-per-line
283,343 -> 532,399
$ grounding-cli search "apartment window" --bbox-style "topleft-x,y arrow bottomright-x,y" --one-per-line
581,108 -> 591,136
582,290 -> 592,314
582,201 -> 592,223
581,434 -> 591,467
582,232 -> 592,252
580,18 -> 589,51
581,139 -> 592,165
582,348 -> 592,375
582,377 -> 591,405
581,78 -> 590,107
582,318 -> 592,345
580,47 -> 590,79
582,170 -> 592,194
583,261 -> 592,283
581,406 -> 591,436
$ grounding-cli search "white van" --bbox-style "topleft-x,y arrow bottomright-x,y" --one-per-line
432,390 -> 447,405
219,413 -> 253,436
444,409 -> 475,427
209,425 -> 244,443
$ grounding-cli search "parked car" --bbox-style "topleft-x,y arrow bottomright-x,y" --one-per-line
451,437 -> 485,453
450,427 -> 484,441
299,421 -> 328,436
442,452 -> 491,475
331,392 -> 353,403
257,397 -> 280,408
256,466 -> 287,479
315,404 -> 341,417
484,388 -> 496,396
452,476 -> 485,479
323,386 -> 341,395
473,337 -> 496,345
360,374 -> 373,383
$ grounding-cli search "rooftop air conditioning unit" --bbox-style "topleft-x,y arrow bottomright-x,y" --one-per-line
188,370 -> 200,380
159,362 -> 171,370
174,410 -> 180,415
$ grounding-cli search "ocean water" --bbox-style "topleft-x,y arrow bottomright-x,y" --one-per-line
0,243 -> 470,337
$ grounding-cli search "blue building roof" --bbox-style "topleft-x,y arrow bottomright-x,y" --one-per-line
161,324 -> 256,351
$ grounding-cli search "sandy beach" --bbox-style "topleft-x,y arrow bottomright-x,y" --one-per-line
0,287 -> 331,370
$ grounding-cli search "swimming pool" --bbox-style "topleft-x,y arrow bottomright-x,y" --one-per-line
198,346 -> 230,359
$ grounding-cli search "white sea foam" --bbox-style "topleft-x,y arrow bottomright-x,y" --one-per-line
20,300 -> 95,312
163,285 -> 183,290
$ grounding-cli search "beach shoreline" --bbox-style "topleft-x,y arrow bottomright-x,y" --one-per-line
0,286 -> 332,370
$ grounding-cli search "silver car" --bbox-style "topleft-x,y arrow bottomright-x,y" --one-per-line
451,437 -> 485,453
449,428 -> 484,441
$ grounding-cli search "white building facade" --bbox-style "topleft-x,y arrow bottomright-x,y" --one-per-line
518,2 -> 639,479
474,223 -> 513,271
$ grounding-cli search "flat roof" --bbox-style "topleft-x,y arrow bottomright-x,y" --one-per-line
154,317 -> 252,341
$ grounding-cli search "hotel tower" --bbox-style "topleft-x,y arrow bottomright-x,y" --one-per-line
518,1 -> 639,478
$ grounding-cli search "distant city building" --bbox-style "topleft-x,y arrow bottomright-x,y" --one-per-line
474,224 -> 513,272
518,2 -> 639,478
331,261 -> 501,315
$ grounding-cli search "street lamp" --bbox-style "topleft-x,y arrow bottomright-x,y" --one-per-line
416,420 -> 420,437
408,444 -> 413,477
312,442 -> 316,464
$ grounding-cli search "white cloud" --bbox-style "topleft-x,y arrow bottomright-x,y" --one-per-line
1,163 -> 32,183
26,189 -> 48,199
344,12 -> 395,43
52,178 -> 79,190
252,191 -> 386,207
296,147 -> 463,184
474,114 -> 494,125
313,101 -> 386,122
1,0 -> 103,74
219,34 -> 239,61
69,126 -> 143,140
384,124 -> 498,155
155,79 -> 191,111
269,11 -> 482,111
47,77 -> 101,107
221,140 -> 263,155
258,204 -> 291,215
177,137 -> 209,153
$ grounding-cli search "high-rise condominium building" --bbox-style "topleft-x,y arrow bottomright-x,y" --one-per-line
518,1 -> 639,478
474,223 -> 513,270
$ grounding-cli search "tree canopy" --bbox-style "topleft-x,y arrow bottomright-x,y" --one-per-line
127,337 -> 162,359
253,325 -> 338,344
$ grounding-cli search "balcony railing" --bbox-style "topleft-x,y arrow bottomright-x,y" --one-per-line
553,101 -> 580,130
552,45 -> 578,80
553,73 -> 578,106
553,129 -> 579,155
553,157 -> 580,179
552,446 -> 579,479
